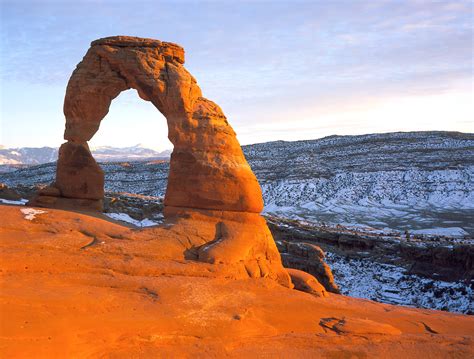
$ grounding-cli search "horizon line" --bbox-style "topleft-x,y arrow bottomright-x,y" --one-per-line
1,129 -> 473,151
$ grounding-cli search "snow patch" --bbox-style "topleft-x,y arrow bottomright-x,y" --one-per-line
325,252 -> 474,314
105,213 -> 158,227
20,208 -> 47,220
0,198 -> 27,205
411,227 -> 469,237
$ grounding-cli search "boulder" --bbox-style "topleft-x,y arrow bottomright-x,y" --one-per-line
279,240 -> 340,293
0,183 -> 22,201
287,268 -> 328,297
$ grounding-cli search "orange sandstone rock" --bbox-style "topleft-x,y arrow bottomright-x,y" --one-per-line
28,36 -> 283,285
55,141 -> 104,200
287,268 -> 328,297
51,35 -> 262,213
1,205 -> 473,358
163,206 -> 291,287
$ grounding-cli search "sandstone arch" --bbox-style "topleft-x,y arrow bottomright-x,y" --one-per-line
29,36 -> 291,287
37,36 -> 262,213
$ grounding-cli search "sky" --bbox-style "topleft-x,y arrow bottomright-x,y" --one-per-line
0,0 -> 472,151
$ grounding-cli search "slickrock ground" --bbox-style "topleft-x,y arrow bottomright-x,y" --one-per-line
1,204 -> 473,358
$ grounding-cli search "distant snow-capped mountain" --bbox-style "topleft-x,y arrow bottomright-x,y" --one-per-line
89,144 -> 171,162
0,147 -> 58,165
0,144 -> 171,166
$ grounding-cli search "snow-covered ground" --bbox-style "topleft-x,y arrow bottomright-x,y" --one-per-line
261,167 -> 474,237
326,252 -> 473,314
20,208 -> 47,220
104,212 -> 162,227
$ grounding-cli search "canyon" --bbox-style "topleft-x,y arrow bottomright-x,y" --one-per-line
0,37 -> 473,357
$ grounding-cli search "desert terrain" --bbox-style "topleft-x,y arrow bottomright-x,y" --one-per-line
1,204 -> 473,358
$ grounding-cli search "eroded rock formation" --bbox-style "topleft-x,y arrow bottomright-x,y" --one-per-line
28,36 -> 291,286
276,240 -> 340,293
32,36 -> 262,213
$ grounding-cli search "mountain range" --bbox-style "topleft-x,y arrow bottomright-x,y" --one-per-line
0,144 -> 171,167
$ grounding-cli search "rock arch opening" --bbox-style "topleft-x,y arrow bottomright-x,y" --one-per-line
88,87 -> 172,200
89,88 -> 173,153
88,89 -> 172,225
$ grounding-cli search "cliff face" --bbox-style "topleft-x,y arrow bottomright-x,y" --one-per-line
1,204 -> 473,358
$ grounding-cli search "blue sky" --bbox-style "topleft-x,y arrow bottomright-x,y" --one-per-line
1,0 -> 472,150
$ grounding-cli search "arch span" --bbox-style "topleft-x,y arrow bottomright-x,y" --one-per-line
34,36 -> 263,213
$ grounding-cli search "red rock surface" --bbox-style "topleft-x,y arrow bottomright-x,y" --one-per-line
287,268 -> 328,297
1,204 -> 473,357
